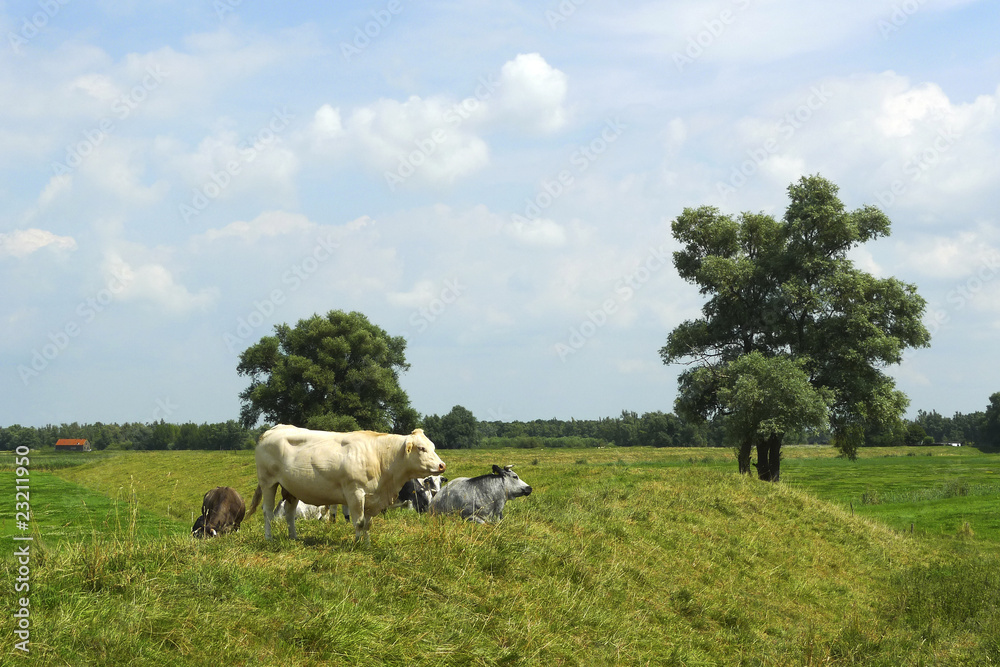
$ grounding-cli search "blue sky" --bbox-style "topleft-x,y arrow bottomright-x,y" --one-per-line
1,0 -> 998,428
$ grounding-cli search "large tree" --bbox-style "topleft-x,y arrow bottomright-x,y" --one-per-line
661,175 -> 930,480
237,310 -> 418,433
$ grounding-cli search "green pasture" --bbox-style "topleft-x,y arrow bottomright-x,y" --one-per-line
780,446 -> 1000,541
0,472 -> 185,547
1,445 -> 999,665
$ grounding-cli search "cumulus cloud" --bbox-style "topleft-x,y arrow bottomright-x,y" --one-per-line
167,115 -> 299,206
303,53 -> 569,189
0,229 -> 77,259
311,104 -> 344,142
710,72 -> 1000,216
347,95 -> 491,189
503,217 -> 568,248
194,210 -> 316,245
104,250 -> 218,314
490,53 -> 570,133
386,279 -> 440,309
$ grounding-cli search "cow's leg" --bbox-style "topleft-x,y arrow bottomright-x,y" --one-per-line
261,484 -> 278,540
284,497 -> 299,540
346,489 -> 368,544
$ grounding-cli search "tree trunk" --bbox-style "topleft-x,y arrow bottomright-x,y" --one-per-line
737,438 -> 754,475
756,433 -> 783,482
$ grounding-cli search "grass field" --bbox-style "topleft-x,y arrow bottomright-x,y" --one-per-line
2,445 -> 1000,665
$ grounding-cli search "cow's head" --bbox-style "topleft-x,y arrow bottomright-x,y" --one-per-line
492,464 -> 532,498
191,515 -> 218,538
405,429 -> 447,475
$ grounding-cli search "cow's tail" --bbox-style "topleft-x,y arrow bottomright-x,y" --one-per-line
246,484 -> 263,519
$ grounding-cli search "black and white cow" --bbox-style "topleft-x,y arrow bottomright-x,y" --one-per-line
192,486 -> 246,537
397,475 -> 448,512
428,466 -> 531,523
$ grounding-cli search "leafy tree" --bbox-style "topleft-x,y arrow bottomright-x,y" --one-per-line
984,392 -> 1000,448
148,421 -> 180,450
904,422 -> 928,446
436,405 -> 481,449
661,175 -> 930,480
237,310 -> 417,433
715,352 -> 831,479
639,411 -> 683,447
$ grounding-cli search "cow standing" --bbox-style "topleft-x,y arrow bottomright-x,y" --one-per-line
429,465 -> 532,523
192,486 -> 246,537
246,425 -> 446,544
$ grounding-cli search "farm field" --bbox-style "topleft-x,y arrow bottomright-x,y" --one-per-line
2,445 -> 1000,665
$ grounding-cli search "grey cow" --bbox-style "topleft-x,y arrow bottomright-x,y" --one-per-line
429,465 -> 532,523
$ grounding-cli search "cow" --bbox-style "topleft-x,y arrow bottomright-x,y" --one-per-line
274,498 -> 327,521
246,425 -> 446,544
192,486 -> 246,538
429,465 -> 532,524
396,474 -> 448,513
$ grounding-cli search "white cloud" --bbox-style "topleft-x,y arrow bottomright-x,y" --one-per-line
711,73 -> 1000,216
504,217 -> 568,248
386,279 -> 439,309
195,210 -> 316,245
344,95 -> 491,188
303,54 -> 569,188
37,174 -> 74,208
0,229 -> 77,259
895,232 -> 1000,280
104,250 -> 217,314
311,104 -> 344,142
167,123 -> 299,205
490,53 -> 570,133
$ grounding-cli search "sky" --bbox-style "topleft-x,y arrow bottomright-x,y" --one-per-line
1,1 -> 999,428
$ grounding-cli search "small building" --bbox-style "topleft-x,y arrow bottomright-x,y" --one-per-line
55,438 -> 91,452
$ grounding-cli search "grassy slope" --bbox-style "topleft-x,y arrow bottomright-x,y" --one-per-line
1,448 -> 998,665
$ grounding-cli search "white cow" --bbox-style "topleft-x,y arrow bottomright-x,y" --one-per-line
273,499 -> 327,521
246,425 -> 446,544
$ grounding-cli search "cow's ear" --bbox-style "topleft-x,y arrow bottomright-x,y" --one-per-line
492,464 -> 502,475
405,435 -> 413,453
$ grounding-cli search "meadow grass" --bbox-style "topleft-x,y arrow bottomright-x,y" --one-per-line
1,446 -> 999,665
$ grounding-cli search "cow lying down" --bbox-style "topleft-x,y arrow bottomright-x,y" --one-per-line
395,475 -> 448,513
192,486 -> 246,538
429,465 -> 532,524
273,498 -> 328,521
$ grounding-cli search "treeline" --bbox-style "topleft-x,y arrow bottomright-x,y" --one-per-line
0,421 -> 263,452
422,408 -> 830,449
3,397 -> 997,452
901,409 -> 992,446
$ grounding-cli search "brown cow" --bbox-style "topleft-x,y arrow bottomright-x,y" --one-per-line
192,486 -> 246,538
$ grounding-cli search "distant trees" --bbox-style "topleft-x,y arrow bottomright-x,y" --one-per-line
0,420 -> 256,451
662,175 -> 930,480
473,409 -> 724,448
236,310 -> 418,433
3,394 -> 996,452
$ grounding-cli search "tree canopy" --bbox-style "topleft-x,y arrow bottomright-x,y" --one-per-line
661,175 -> 930,479
237,310 -> 418,433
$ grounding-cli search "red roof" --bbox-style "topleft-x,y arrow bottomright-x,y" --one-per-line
55,439 -> 89,447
